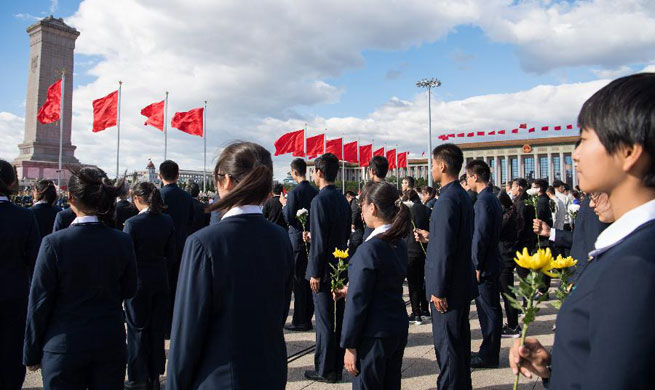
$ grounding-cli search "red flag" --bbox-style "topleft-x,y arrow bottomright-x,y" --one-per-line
541,126 -> 549,131
171,107 -> 204,137
566,124 -> 573,130
438,135 -> 447,141
477,131 -> 485,136
519,123 -> 527,129
344,141 -> 358,163
274,129 -> 304,156
488,131 -> 496,136
37,78 -> 62,124
554,125 -> 562,131
386,149 -> 397,169
140,100 -> 164,131
421,151 -> 425,157
92,90 -> 118,133
498,130 -> 506,135
448,133 -> 455,138
511,129 -> 519,134
326,138 -> 343,159
306,134 -> 325,158
397,152 -> 407,168
457,133 -> 465,138
373,147 -> 384,157
359,145 -> 372,167
467,132 -> 474,137
528,128 -> 536,133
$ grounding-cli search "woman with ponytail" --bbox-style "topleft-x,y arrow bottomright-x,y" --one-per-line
29,179 -> 62,240
122,182 -> 175,390
0,159 -> 40,390
166,142 -> 294,390
23,167 -> 137,389
337,181 -> 411,390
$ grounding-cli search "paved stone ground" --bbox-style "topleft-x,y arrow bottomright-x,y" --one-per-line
23,285 -> 554,389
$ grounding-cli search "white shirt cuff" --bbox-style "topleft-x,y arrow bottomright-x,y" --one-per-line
549,229 -> 556,242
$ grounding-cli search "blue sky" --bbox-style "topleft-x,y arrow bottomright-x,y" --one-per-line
1,1 -> 654,179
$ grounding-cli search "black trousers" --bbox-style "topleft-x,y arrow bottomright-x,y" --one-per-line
0,296 -> 27,390
354,334 -> 407,390
431,302 -> 472,390
166,253 -> 182,337
125,284 -> 168,384
474,277 -> 502,364
41,347 -> 126,390
498,261 -> 519,328
313,285 -> 345,378
407,254 -> 428,316
290,233 -> 314,326
349,229 -> 364,256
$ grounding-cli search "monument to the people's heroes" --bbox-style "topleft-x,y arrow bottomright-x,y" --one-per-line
13,16 -> 83,183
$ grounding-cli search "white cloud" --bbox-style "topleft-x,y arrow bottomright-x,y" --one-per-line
0,113 -> 26,163
50,0 -> 59,14
14,13 -> 41,22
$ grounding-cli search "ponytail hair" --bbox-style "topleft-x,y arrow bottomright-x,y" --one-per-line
131,182 -> 166,215
208,141 -> 273,214
0,159 -> 17,196
67,167 -> 124,225
360,181 -> 411,243
35,179 -> 58,205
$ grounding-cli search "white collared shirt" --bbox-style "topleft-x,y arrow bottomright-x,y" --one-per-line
590,199 -> 655,257
70,215 -> 100,225
221,205 -> 263,220
366,224 -> 392,242
34,200 -> 48,206
139,207 -> 149,214
0,195 -> 8,203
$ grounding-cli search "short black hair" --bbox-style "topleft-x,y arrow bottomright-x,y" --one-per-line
159,160 -> 179,181
186,181 -> 200,198
315,153 -> 340,182
432,144 -> 463,176
533,179 -> 548,194
512,178 -> 528,189
290,158 -> 307,176
345,190 -> 356,197
546,186 -> 556,195
459,174 -> 467,184
403,176 -> 415,187
272,183 -> 283,195
369,156 -> 388,179
465,159 -> 491,183
578,72 -> 655,187
552,179 -> 565,188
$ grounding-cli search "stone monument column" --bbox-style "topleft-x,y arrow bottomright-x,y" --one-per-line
14,16 -> 80,182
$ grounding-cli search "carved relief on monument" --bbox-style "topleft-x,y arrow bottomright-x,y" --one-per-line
31,55 -> 39,73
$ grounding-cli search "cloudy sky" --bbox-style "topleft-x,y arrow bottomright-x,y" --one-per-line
1,0 -> 654,180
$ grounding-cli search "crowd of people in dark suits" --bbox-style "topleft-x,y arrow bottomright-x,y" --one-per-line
1,72 -> 654,390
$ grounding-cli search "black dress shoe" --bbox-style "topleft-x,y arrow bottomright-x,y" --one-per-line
470,355 -> 499,369
285,323 -> 313,331
303,370 -> 339,383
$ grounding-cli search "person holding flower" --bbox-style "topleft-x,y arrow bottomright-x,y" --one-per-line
335,181 -> 411,389
509,73 -> 655,389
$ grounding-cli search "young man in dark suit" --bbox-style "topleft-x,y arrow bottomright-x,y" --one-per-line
404,189 -> 430,324
263,183 -> 287,230
114,189 -> 138,231
415,144 -> 478,389
362,156 -> 388,241
52,200 -> 76,232
158,160 -> 194,337
186,182 -> 210,234
303,153 -> 351,383
282,158 -> 319,332
465,160 -> 504,369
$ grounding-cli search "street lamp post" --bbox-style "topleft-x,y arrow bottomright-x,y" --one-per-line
416,78 -> 441,187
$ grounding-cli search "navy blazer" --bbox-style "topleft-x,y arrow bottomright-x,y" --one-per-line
160,183 -> 194,257
23,222 -> 137,365
0,202 -> 40,301
114,199 -> 138,231
472,187 -> 503,278
52,207 -> 76,232
166,214 -> 293,390
30,202 -> 61,241
263,196 -> 287,230
189,198 -> 210,234
123,212 -> 176,289
406,200 -> 430,257
424,180 -> 478,307
306,185 -> 351,282
283,180 -> 318,233
341,237 -> 409,349
514,193 -> 537,252
550,220 -> 655,389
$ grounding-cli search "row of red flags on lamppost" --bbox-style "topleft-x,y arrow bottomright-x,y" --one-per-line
436,123 -> 577,141
274,129 -> 410,169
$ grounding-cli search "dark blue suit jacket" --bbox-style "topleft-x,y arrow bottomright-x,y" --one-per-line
551,220 -> 655,389
306,185 -> 351,283
166,214 -> 293,390
283,181 -> 318,254
114,199 -> 138,231
424,180 -> 478,307
30,203 -> 61,241
123,212 -> 176,289
406,200 -> 430,258
190,198 -> 210,234
160,183 -> 194,259
23,222 -> 137,365
0,202 -> 40,301
472,187 -> 503,279
52,207 -> 76,232
341,237 -> 409,349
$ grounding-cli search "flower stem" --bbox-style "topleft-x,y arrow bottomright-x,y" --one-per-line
411,220 -> 427,255
513,323 -> 530,390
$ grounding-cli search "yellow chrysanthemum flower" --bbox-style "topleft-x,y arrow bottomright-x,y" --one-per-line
514,247 -> 554,274
550,254 -> 578,269
333,248 -> 349,259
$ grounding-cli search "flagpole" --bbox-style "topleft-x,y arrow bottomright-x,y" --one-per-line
357,138 -> 361,192
342,133 -> 345,194
116,81 -> 122,178
396,144 -> 399,190
57,69 -> 65,189
203,101 -> 207,195
164,91 -> 168,161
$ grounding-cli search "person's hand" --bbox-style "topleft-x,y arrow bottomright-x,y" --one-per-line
310,277 -> 321,293
414,228 -> 429,243
27,364 -> 40,372
333,285 -> 348,301
279,195 -> 287,206
476,270 -> 481,284
431,295 -> 448,313
303,231 -> 311,243
344,348 -> 359,376
509,338 -> 551,380
533,219 -> 551,237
